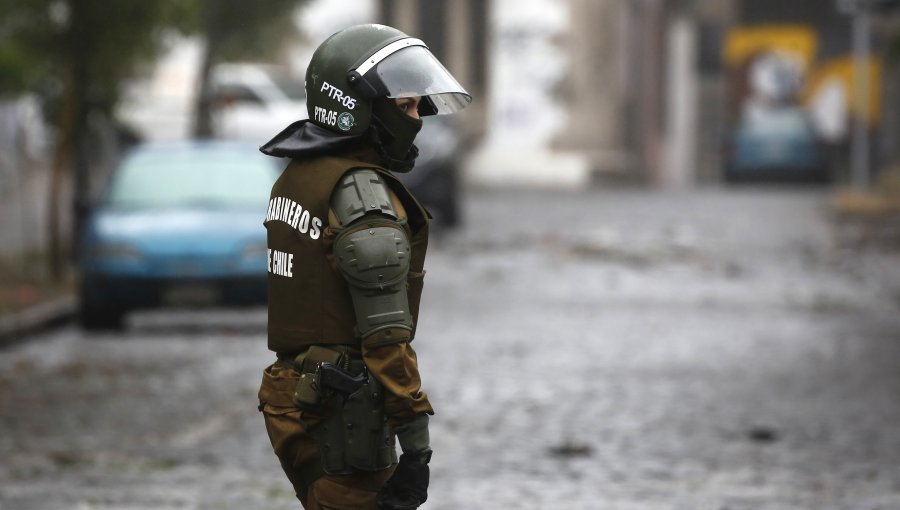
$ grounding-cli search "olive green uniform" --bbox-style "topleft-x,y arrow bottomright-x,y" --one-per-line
258,21 -> 471,509
258,149 -> 433,508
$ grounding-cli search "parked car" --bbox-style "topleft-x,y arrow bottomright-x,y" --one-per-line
210,63 -> 308,142
78,141 -> 279,330
118,60 -> 306,143
398,116 -> 463,228
726,103 -> 827,182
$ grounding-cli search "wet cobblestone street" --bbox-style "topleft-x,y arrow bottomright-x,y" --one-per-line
1,188 -> 899,509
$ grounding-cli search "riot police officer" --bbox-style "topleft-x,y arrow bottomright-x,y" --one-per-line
257,24 -> 471,509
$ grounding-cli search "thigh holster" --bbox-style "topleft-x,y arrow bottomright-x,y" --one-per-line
313,360 -> 397,474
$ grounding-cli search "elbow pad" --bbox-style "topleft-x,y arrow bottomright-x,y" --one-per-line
334,222 -> 413,340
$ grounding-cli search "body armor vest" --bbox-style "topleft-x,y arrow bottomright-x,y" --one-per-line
264,156 -> 429,353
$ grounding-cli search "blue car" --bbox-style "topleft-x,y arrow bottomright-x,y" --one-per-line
78,141 -> 280,329
726,105 -> 827,182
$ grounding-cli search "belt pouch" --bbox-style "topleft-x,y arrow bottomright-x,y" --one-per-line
291,346 -> 343,410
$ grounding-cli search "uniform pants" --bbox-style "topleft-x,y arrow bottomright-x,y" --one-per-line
259,363 -> 395,509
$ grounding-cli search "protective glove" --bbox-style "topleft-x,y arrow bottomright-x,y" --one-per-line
377,414 -> 431,510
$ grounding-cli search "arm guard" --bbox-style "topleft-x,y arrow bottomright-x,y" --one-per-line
332,168 -> 398,225
332,169 -> 413,342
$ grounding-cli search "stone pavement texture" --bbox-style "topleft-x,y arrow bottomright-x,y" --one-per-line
0,187 -> 898,510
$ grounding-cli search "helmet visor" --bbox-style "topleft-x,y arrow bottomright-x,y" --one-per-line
355,44 -> 472,115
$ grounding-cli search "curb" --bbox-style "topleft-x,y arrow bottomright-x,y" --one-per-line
0,295 -> 77,347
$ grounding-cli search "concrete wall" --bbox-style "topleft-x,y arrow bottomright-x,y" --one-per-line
553,0 -> 629,176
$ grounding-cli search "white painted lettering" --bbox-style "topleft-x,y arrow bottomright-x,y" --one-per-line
281,198 -> 290,223
298,210 -> 310,233
290,204 -> 302,229
267,249 -> 294,278
287,202 -> 297,225
310,217 -> 322,240
264,197 -> 325,241
320,81 -> 357,110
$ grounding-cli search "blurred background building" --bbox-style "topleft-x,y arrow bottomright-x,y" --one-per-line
377,0 -> 900,189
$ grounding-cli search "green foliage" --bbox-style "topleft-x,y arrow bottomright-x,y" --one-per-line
201,0 -> 307,63
0,0 -> 55,97
67,2 -> 180,112
0,0 -> 308,112
0,42 -> 40,95
0,0 -> 194,112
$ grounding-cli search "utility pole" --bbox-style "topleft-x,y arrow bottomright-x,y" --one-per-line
837,0 -> 899,189
837,0 -> 873,190
851,7 -> 872,190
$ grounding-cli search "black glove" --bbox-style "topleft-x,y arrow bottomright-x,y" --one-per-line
378,414 -> 432,510
376,451 -> 431,510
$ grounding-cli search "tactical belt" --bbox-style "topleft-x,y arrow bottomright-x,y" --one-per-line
277,344 -> 361,360
276,344 -> 363,372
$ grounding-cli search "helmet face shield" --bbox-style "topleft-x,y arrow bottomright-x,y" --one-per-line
350,41 -> 472,116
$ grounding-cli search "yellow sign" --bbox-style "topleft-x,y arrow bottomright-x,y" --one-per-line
804,55 -> 882,124
723,24 -> 819,71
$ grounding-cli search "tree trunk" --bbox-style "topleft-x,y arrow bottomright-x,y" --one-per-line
48,0 -> 92,283
48,67 -> 77,283
193,0 -> 222,139
193,39 -> 216,139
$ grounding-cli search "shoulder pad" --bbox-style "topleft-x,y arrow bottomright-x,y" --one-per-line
331,169 -> 398,226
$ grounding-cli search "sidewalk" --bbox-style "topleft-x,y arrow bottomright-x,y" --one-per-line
0,293 -> 75,346
0,276 -> 75,347
830,170 -> 900,251
0,150 -> 77,345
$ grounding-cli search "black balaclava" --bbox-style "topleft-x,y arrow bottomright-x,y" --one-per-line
369,96 -> 423,173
